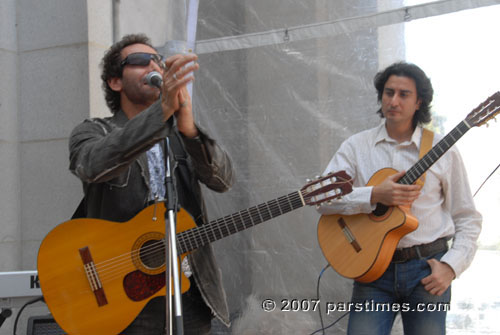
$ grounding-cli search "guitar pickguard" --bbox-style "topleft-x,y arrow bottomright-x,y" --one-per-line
123,270 -> 165,301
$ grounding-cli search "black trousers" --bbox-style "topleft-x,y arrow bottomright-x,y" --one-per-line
122,279 -> 212,335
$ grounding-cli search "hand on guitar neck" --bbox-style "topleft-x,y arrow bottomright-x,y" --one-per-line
370,170 -> 422,207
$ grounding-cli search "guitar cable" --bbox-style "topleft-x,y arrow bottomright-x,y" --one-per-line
12,296 -> 44,335
309,264 -> 349,335
473,161 -> 500,198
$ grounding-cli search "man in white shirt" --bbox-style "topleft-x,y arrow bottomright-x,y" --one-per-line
318,62 -> 481,335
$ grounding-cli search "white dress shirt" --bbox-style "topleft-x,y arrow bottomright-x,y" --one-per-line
317,122 -> 482,277
146,142 -> 192,277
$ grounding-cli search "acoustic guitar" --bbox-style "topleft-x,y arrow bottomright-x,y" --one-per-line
38,170 -> 352,335
318,91 -> 500,283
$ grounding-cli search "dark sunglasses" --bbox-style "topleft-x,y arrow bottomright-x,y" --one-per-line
120,52 -> 165,68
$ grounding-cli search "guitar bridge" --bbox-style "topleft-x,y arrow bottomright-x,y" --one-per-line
337,218 -> 361,253
79,246 -> 108,307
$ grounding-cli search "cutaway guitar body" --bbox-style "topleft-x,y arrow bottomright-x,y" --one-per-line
37,170 -> 353,334
318,168 -> 418,283
37,204 -> 193,335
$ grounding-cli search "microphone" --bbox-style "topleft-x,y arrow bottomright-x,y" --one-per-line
145,71 -> 163,88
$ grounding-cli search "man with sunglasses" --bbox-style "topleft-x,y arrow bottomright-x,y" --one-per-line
68,34 -> 234,334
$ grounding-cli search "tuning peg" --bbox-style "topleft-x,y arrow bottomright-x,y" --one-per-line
316,175 -> 321,180
306,178 -> 312,183
316,204 -> 321,209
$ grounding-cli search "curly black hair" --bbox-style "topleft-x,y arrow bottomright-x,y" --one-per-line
374,62 -> 434,127
100,34 -> 157,114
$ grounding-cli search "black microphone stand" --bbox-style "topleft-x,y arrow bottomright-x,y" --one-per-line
164,137 -> 183,335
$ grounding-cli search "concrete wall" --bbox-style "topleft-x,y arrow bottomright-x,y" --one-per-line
0,1 -> 111,333
0,0 -> 21,272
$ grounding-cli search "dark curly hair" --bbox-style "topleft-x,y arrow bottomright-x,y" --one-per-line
100,34 -> 157,114
374,61 -> 434,128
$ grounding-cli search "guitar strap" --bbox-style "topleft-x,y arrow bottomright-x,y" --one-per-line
416,127 -> 434,187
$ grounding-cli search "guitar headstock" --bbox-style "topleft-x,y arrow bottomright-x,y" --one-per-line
466,91 -> 500,127
300,170 -> 353,206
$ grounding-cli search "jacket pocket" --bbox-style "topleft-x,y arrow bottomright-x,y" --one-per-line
105,166 -> 131,188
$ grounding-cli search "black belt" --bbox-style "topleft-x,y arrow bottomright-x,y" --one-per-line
392,237 -> 448,263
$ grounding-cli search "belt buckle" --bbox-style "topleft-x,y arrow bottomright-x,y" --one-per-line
391,249 -> 409,263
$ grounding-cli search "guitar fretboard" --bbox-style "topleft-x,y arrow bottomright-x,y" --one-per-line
399,120 -> 471,185
177,191 -> 305,254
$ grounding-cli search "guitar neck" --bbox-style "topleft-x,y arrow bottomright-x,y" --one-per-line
399,120 -> 471,185
177,191 -> 305,254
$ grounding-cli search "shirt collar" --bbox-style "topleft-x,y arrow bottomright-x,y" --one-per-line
374,121 -> 423,147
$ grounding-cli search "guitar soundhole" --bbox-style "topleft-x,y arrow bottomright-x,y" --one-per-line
372,204 -> 389,217
139,239 -> 165,270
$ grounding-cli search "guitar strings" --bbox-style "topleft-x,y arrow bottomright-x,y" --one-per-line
402,122 -> 468,185
86,175 -> 351,286
92,193 -> 306,284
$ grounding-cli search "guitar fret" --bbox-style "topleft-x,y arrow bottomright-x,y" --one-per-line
270,199 -> 283,216
265,202 -> 275,219
225,215 -> 237,235
218,217 -> 228,239
289,194 -> 299,208
185,228 -> 198,252
205,224 -> 214,246
293,192 -> 306,210
218,216 -> 228,237
207,220 -> 218,243
177,237 -> 186,254
239,210 -> 250,230
407,169 -> 417,183
229,213 -> 240,234
291,196 -> 302,210
214,219 -> 224,240
206,223 -> 216,244
258,203 -> 272,222
192,226 -> 202,248
257,205 -> 266,222
435,144 -> 444,155
422,155 -> 432,168
183,237 -> 190,255
232,214 -> 242,234
273,200 -> 284,217
286,195 -> 294,212
176,233 -> 186,255
240,210 -> 253,229
178,191 -> 312,253
276,195 -> 291,213
182,230 -> 194,253
401,120 -> 471,185
442,137 -> 451,148
249,206 -> 262,225
216,218 -> 228,238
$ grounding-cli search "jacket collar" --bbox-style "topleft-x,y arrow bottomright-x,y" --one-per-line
111,109 -> 130,127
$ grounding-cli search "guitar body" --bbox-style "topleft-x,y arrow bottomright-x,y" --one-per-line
37,203 -> 194,335
36,170 -> 353,334
317,168 -> 418,283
